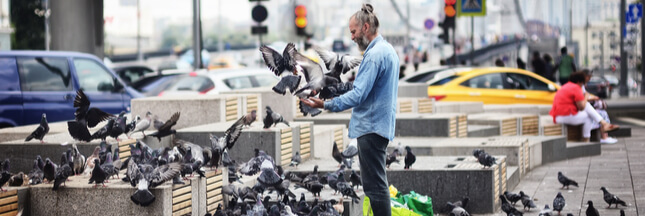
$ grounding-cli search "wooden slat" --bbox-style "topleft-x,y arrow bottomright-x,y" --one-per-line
0,203 -> 17,213
281,159 -> 290,165
206,182 -> 223,192
172,186 -> 192,197
0,210 -> 17,216
300,137 -> 311,144
207,190 -> 223,198
173,207 -> 192,216
207,194 -> 223,205
207,175 -> 223,184
172,193 -> 192,204
300,143 -> 310,149
281,133 -> 292,139
301,153 -> 310,158
281,154 -> 291,161
0,196 -> 17,206
281,137 -> 292,145
208,202 -> 223,212
0,191 -> 16,199
172,200 -> 192,211
281,148 -> 292,156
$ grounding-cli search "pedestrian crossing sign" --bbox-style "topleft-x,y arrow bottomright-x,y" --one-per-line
457,0 -> 486,17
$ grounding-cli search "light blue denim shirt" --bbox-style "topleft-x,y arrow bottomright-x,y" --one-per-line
324,35 -> 399,140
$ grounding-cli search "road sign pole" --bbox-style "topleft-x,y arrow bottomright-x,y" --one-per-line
641,2 -> 645,95
620,0 -> 628,96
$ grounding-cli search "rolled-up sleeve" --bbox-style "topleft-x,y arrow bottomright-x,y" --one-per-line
324,59 -> 378,112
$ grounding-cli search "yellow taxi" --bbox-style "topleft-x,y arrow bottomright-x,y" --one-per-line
425,67 -> 560,104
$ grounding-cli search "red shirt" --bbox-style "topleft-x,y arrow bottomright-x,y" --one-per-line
550,82 -> 584,123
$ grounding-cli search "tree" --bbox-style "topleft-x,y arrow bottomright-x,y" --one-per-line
10,0 -> 45,50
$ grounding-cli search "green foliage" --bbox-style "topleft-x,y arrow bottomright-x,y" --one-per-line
10,0 -> 45,50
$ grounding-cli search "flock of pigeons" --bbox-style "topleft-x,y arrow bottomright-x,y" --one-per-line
259,43 -> 362,117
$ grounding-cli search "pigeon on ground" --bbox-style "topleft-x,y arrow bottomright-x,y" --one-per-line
449,206 -> 470,216
620,210 -> 625,216
557,172 -> 578,189
124,115 -> 139,138
129,111 -> 152,137
289,151 -> 301,167
124,157 -> 141,187
601,186 -> 627,208
36,155 -> 45,171
88,159 -> 108,187
25,113 -> 49,143
257,160 -> 282,187
500,195 -> 522,215
67,89 -> 113,142
349,170 -> 362,190
519,191 -> 537,211
585,200 -> 599,216
450,197 -> 470,209
341,140 -> 358,158
130,163 -> 182,206
313,45 -> 363,81
72,144 -> 86,175
538,205 -> 552,216
263,106 -> 289,128
208,134 -> 222,170
552,192 -> 565,214
148,112 -> 180,141
112,151 -> 123,177
386,149 -> 400,168
28,160 -> 43,185
43,158 -> 56,183
8,172 -> 24,186
504,191 -> 522,205
259,43 -> 299,94
336,172 -> 360,203
84,146 -> 101,175
404,146 -> 416,169
473,149 -> 496,168
109,111 -> 127,140
52,158 -> 72,191
332,142 -> 343,166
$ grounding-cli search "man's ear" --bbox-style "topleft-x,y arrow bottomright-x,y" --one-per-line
363,23 -> 370,33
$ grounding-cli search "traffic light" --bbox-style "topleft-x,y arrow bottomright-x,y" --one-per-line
444,0 -> 456,29
294,5 -> 308,36
438,22 -> 450,44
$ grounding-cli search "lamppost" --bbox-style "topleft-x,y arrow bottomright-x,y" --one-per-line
34,0 -> 50,50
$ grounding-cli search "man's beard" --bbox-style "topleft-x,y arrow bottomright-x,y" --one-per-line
354,34 -> 370,51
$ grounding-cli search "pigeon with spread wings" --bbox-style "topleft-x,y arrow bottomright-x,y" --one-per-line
67,90 -> 113,142
259,43 -> 301,95
148,112 -> 180,142
313,45 -> 362,80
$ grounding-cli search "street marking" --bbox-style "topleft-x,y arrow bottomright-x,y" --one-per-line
616,117 -> 645,127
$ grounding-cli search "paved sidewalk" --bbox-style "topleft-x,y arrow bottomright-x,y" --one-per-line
479,126 -> 645,215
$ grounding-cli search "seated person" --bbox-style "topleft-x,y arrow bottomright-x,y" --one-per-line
550,71 -> 619,143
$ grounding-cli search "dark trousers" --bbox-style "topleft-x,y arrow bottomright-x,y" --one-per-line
357,133 -> 391,216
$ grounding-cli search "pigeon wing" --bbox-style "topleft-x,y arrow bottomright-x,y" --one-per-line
224,118 -> 244,149
86,108 -> 113,128
149,163 -> 181,188
259,45 -> 285,76
313,45 -> 338,71
290,50 -> 324,83
158,112 -> 180,132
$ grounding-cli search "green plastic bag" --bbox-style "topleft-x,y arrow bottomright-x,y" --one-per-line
402,191 -> 433,216
363,196 -> 422,216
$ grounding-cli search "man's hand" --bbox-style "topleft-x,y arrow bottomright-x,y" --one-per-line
300,97 -> 324,109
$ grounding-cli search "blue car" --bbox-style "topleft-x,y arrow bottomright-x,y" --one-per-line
0,51 -> 143,128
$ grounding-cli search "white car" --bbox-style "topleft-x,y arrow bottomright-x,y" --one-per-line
158,68 -> 279,96
400,66 -> 471,84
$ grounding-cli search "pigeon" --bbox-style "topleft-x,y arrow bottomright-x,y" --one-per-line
124,157 -> 141,187
129,111 -> 152,137
319,81 -> 354,100
552,192 -> 565,214
290,46 -> 341,98
313,45 -> 363,81
25,113 -> 49,143
36,155 -> 45,171
109,111 -> 127,140
221,149 -> 234,168
349,170 -> 362,190
222,116 -> 244,150
446,197 -> 470,210
404,146 -> 416,169
84,146 -> 101,175
500,195 -> 522,215
325,171 -> 340,194
585,200 -> 599,216
28,160 -> 43,185
90,118 -> 115,141
152,115 -> 165,130
52,159 -> 72,190
98,141 -> 112,165
601,186 -> 627,208
43,158 -> 57,183
88,159 -> 108,187
621,210 -> 625,216
259,43 -> 299,91
538,205 -> 552,216
341,139 -> 358,158
332,142 -> 343,166
67,89 -> 113,142
336,172 -> 360,203
131,163 -> 182,206
557,172 -> 578,189
208,134 -> 222,170
257,160 -> 282,187
221,184 -> 238,199
0,160 -> 9,191
242,110 -> 257,127
272,75 -> 302,95
263,106 -> 289,128
504,191 -> 522,205
8,172 -> 24,187
386,149 -> 400,168
124,115 -> 139,138
519,191 -> 537,211
72,144 -> 86,175
290,151 -> 302,167
473,149 -> 496,168
298,100 -> 323,117
112,151 -> 123,177
148,112 -> 180,142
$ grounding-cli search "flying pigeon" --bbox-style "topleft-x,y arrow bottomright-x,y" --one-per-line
148,112 -> 180,141
257,160 -> 282,187
585,200 -> 599,216
263,106 -> 289,128
259,43 -> 300,94
601,186 -> 627,208
25,113 -> 49,143
313,45 -> 363,80
404,146 -> 416,169
67,89 -> 113,142
289,48 -> 337,116
557,172 -> 578,189
552,192 -> 565,214
341,139 -> 358,158
129,111 -> 152,137
222,116 -> 244,150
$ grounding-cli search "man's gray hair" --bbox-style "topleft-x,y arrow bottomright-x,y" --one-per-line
351,3 -> 379,35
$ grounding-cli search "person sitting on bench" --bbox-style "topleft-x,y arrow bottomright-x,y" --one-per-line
550,71 -> 619,143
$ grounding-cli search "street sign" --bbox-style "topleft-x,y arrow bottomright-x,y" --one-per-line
457,0 -> 486,17
424,19 -> 435,30
251,26 -> 268,35
626,3 -> 642,23
252,5 -> 268,23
